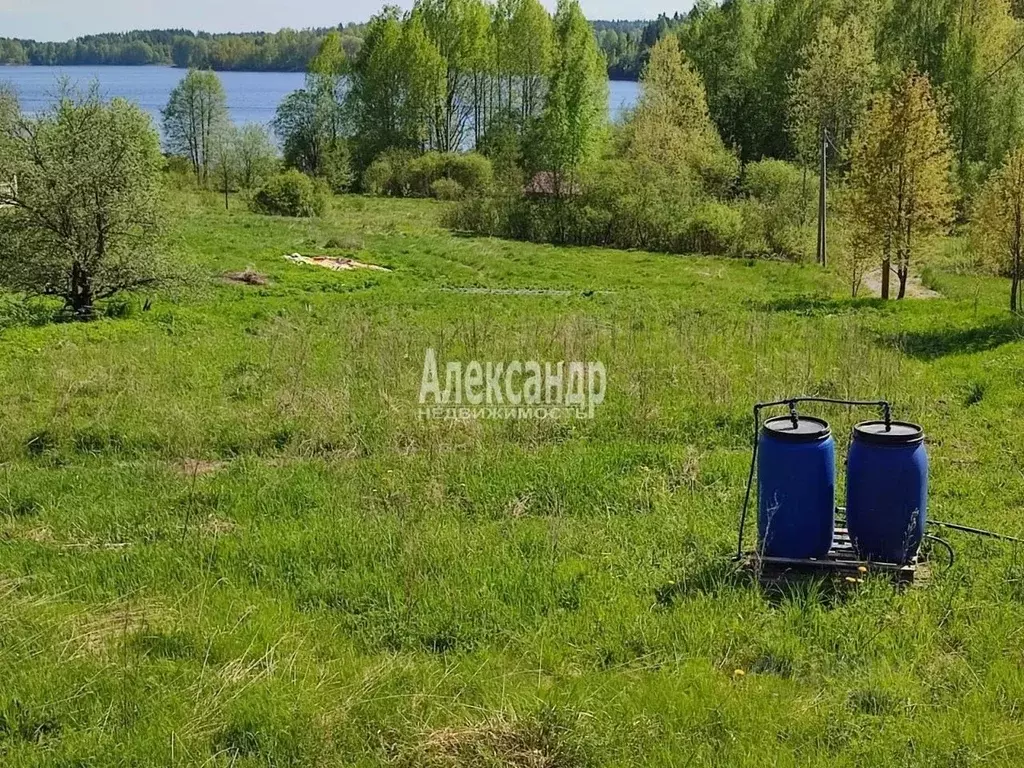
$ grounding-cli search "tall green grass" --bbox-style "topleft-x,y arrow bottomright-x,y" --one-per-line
0,190 -> 1023,765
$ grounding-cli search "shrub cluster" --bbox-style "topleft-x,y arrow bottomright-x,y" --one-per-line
363,151 -> 493,199
249,170 -> 329,218
447,156 -> 818,261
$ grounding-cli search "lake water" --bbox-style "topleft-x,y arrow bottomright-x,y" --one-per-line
0,65 -> 640,129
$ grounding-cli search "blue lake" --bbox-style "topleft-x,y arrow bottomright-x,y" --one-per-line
0,65 -> 640,129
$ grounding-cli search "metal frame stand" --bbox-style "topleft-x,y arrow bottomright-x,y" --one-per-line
735,397 -> 923,586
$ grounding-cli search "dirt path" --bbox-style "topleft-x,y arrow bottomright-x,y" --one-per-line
861,268 -> 941,299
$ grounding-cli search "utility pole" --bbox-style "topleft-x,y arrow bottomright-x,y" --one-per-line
817,125 -> 828,267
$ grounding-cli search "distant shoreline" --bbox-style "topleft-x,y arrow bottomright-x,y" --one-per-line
0,62 -> 641,82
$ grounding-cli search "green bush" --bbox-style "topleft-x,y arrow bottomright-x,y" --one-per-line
362,150 -> 416,196
320,141 -> 354,194
364,151 -> 493,198
407,153 -> 446,196
743,159 -> 809,218
697,149 -> 741,199
249,171 -> 328,218
445,153 -> 493,193
362,154 -> 396,196
445,195 -> 502,233
477,111 -> 526,173
430,178 -> 465,201
161,154 -> 196,191
742,159 -> 814,260
680,202 -> 744,256
164,154 -> 192,176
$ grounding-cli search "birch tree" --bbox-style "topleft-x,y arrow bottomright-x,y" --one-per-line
848,71 -> 954,299
975,144 -> 1024,311
538,0 -> 607,196
161,69 -> 228,184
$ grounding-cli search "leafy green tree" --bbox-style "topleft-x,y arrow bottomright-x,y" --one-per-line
627,35 -> 720,167
491,0 -> 519,116
208,123 -> 280,208
347,7 -> 442,168
679,0 -> 764,159
486,0 -> 553,157
275,89 -> 330,173
275,33 -> 353,192
789,17 -> 876,170
464,0 -> 495,146
419,0 -> 491,151
510,0 -> 555,121
848,71 -> 955,299
0,39 -> 29,65
233,124 -> 279,191
746,0 -> 838,160
623,33 -> 737,217
402,10 -> 447,152
171,37 -> 206,68
975,144 -> 1024,311
942,0 -> 1018,171
0,85 -> 167,319
877,0 -> 951,78
309,30 -> 347,85
161,69 -> 229,184
537,0 -> 607,196
210,127 -> 239,210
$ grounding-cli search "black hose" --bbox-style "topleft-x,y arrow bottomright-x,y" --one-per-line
735,405 -> 759,561
923,534 -> 955,568
929,520 -> 1022,544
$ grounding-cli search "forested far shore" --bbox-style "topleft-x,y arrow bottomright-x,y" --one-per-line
0,18 -> 659,79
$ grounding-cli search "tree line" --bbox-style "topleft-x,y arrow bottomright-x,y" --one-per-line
0,19 -> 659,78
0,27 -> 364,71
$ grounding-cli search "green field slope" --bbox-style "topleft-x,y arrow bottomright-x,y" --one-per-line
1,191 -> 1023,766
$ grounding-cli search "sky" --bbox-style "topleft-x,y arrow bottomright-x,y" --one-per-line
1,0 -> 695,42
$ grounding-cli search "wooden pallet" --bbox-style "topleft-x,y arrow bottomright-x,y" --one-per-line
741,527 -> 925,587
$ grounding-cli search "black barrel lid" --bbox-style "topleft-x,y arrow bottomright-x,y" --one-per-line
853,420 -> 924,445
762,415 -> 831,442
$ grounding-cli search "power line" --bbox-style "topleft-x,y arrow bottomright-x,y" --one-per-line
981,40 -> 1024,86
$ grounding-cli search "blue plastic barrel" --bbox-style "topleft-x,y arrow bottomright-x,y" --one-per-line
757,415 -> 836,559
846,421 -> 928,564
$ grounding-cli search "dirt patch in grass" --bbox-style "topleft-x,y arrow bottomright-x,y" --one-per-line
65,603 -> 163,658
173,459 -> 228,477
199,514 -> 237,538
19,525 -> 54,543
419,715 -> 588,768
2,521 -> 134,553
862,268 -> 941,299
505,493 -> 533,518
223,269 -> 270,286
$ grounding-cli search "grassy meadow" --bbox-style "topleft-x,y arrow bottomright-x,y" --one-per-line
1,189 -> 1024,766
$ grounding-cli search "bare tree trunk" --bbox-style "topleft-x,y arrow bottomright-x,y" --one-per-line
69,262 -> 94,320
1012,236 -> 1021,314
881,254 -> 891,300
897,265 -> 908,299
1013,207 -> 1021,313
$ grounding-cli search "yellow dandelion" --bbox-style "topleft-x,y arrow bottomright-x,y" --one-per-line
858,566 -> 868,574
845,576 -> 857,583
733,669 -> 745,678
